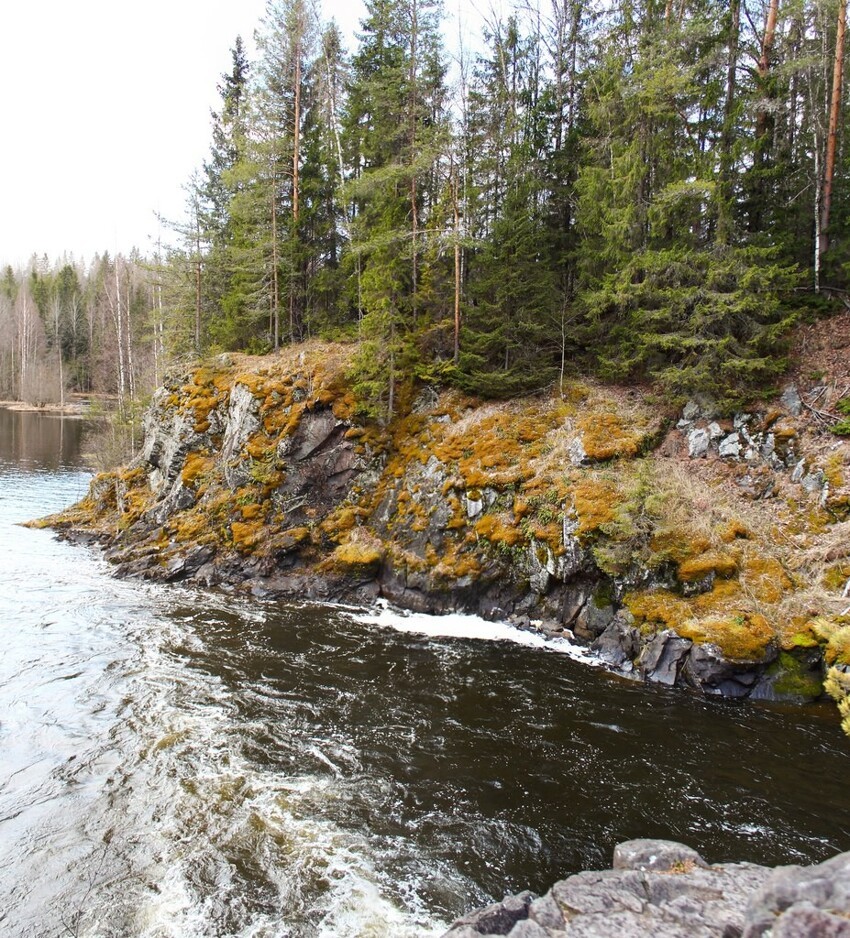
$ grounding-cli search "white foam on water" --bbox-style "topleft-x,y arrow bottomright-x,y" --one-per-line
353,601 -> 603,666
77,608 -> 453,938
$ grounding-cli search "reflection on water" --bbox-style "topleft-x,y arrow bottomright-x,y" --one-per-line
0,406 -> 88,470
1,408 -> 850,938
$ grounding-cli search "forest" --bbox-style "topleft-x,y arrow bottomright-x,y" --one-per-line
2,0 -> 849,419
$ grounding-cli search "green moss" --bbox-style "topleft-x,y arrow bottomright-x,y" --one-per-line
769,652 -> 823,700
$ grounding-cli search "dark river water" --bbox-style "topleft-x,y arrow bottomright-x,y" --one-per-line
1,406 -> 850,938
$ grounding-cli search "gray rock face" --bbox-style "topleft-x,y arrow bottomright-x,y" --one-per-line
683,400 -> 701,423
780,384 -> 804,416
592,619 -> 640,668
718,433 -> 741,459
743,851 -> 850,937
569,436 -> 589,467
802,470 -> 826,493
640,631 -> 692,685
688,428 -> 711,458
444,890 -> 535,935
613,840 -> 709,873
221,382 -> 260,465
443,842 -> 850,938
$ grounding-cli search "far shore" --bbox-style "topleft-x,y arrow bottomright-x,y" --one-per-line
0,395 -> 117,417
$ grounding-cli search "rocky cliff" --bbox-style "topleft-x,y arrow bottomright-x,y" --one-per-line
442,839 -> 850,937
37,339 -> 850,724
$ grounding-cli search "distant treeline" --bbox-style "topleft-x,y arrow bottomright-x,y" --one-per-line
4,0 -> 850,415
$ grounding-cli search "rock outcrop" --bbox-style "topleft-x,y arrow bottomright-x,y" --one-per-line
36,342 -> 850,719
443,839 -> 850,938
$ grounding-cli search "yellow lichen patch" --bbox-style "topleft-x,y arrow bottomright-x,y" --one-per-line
267,526 -> 312,553
474,513 -> 525,549
825,451 -> 846,489
572,480 -> 619,538
576,412 -> 644,461
678,550 -> 738,583
231,520 -> 265,552
740,554 -> 793,604
624,589 -> 690,630
181,452 -> 215,487
677,612 -> 774,661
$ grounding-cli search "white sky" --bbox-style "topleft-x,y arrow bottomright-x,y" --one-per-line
0,0 -> 368,269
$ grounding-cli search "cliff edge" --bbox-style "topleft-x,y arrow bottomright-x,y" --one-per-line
35,339 -> 850,724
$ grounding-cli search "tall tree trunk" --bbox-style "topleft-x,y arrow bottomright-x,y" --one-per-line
409,0 -> 419,325
272,175 -> 280,350
717,0 -> 740,245
756,0 -> 780,141
819,0 -> 847,264
194,211 -> 202,354
452,163 -> 461,364
290,36 -> 302,343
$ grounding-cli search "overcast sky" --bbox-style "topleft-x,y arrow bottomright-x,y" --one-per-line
0,0 -> 368,269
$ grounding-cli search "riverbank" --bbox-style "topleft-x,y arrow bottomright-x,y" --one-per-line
32,337 -> 850,728
443,839 -> 850,937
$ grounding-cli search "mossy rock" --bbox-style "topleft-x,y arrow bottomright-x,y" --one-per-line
327,539 -> 385,573
765,651 -> 823,701
576,412 -> 645,461
677,550 -> 738,583
676,612 -> 774,662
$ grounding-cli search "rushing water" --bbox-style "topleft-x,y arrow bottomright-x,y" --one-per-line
1,406 -> 850,938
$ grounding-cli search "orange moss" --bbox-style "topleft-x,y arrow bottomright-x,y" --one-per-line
244,434 -> 272,460
432,544 -> 482,581
474,513 -> 525,548
650,530 -> 711,564
740,554 -> 793,604
231,520 -> 265,552
318,506 -> 361,539
690,578 -> 742,614
678,550 -> 738,583
624,589 -> 690,629
326,540 -> 384,571
168,510 -> 213,544
576,412 -> 643,461
239,503 -> 265,521
572,480 -> 619,538
181,452 -> 215,487
677,613 -> 774,661
720,520 -> 753,543
232,373 -> 268,397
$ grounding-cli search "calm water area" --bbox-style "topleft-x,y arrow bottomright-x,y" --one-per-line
1,405 -> 850,937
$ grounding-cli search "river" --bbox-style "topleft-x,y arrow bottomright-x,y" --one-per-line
1,406 -> 849,938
